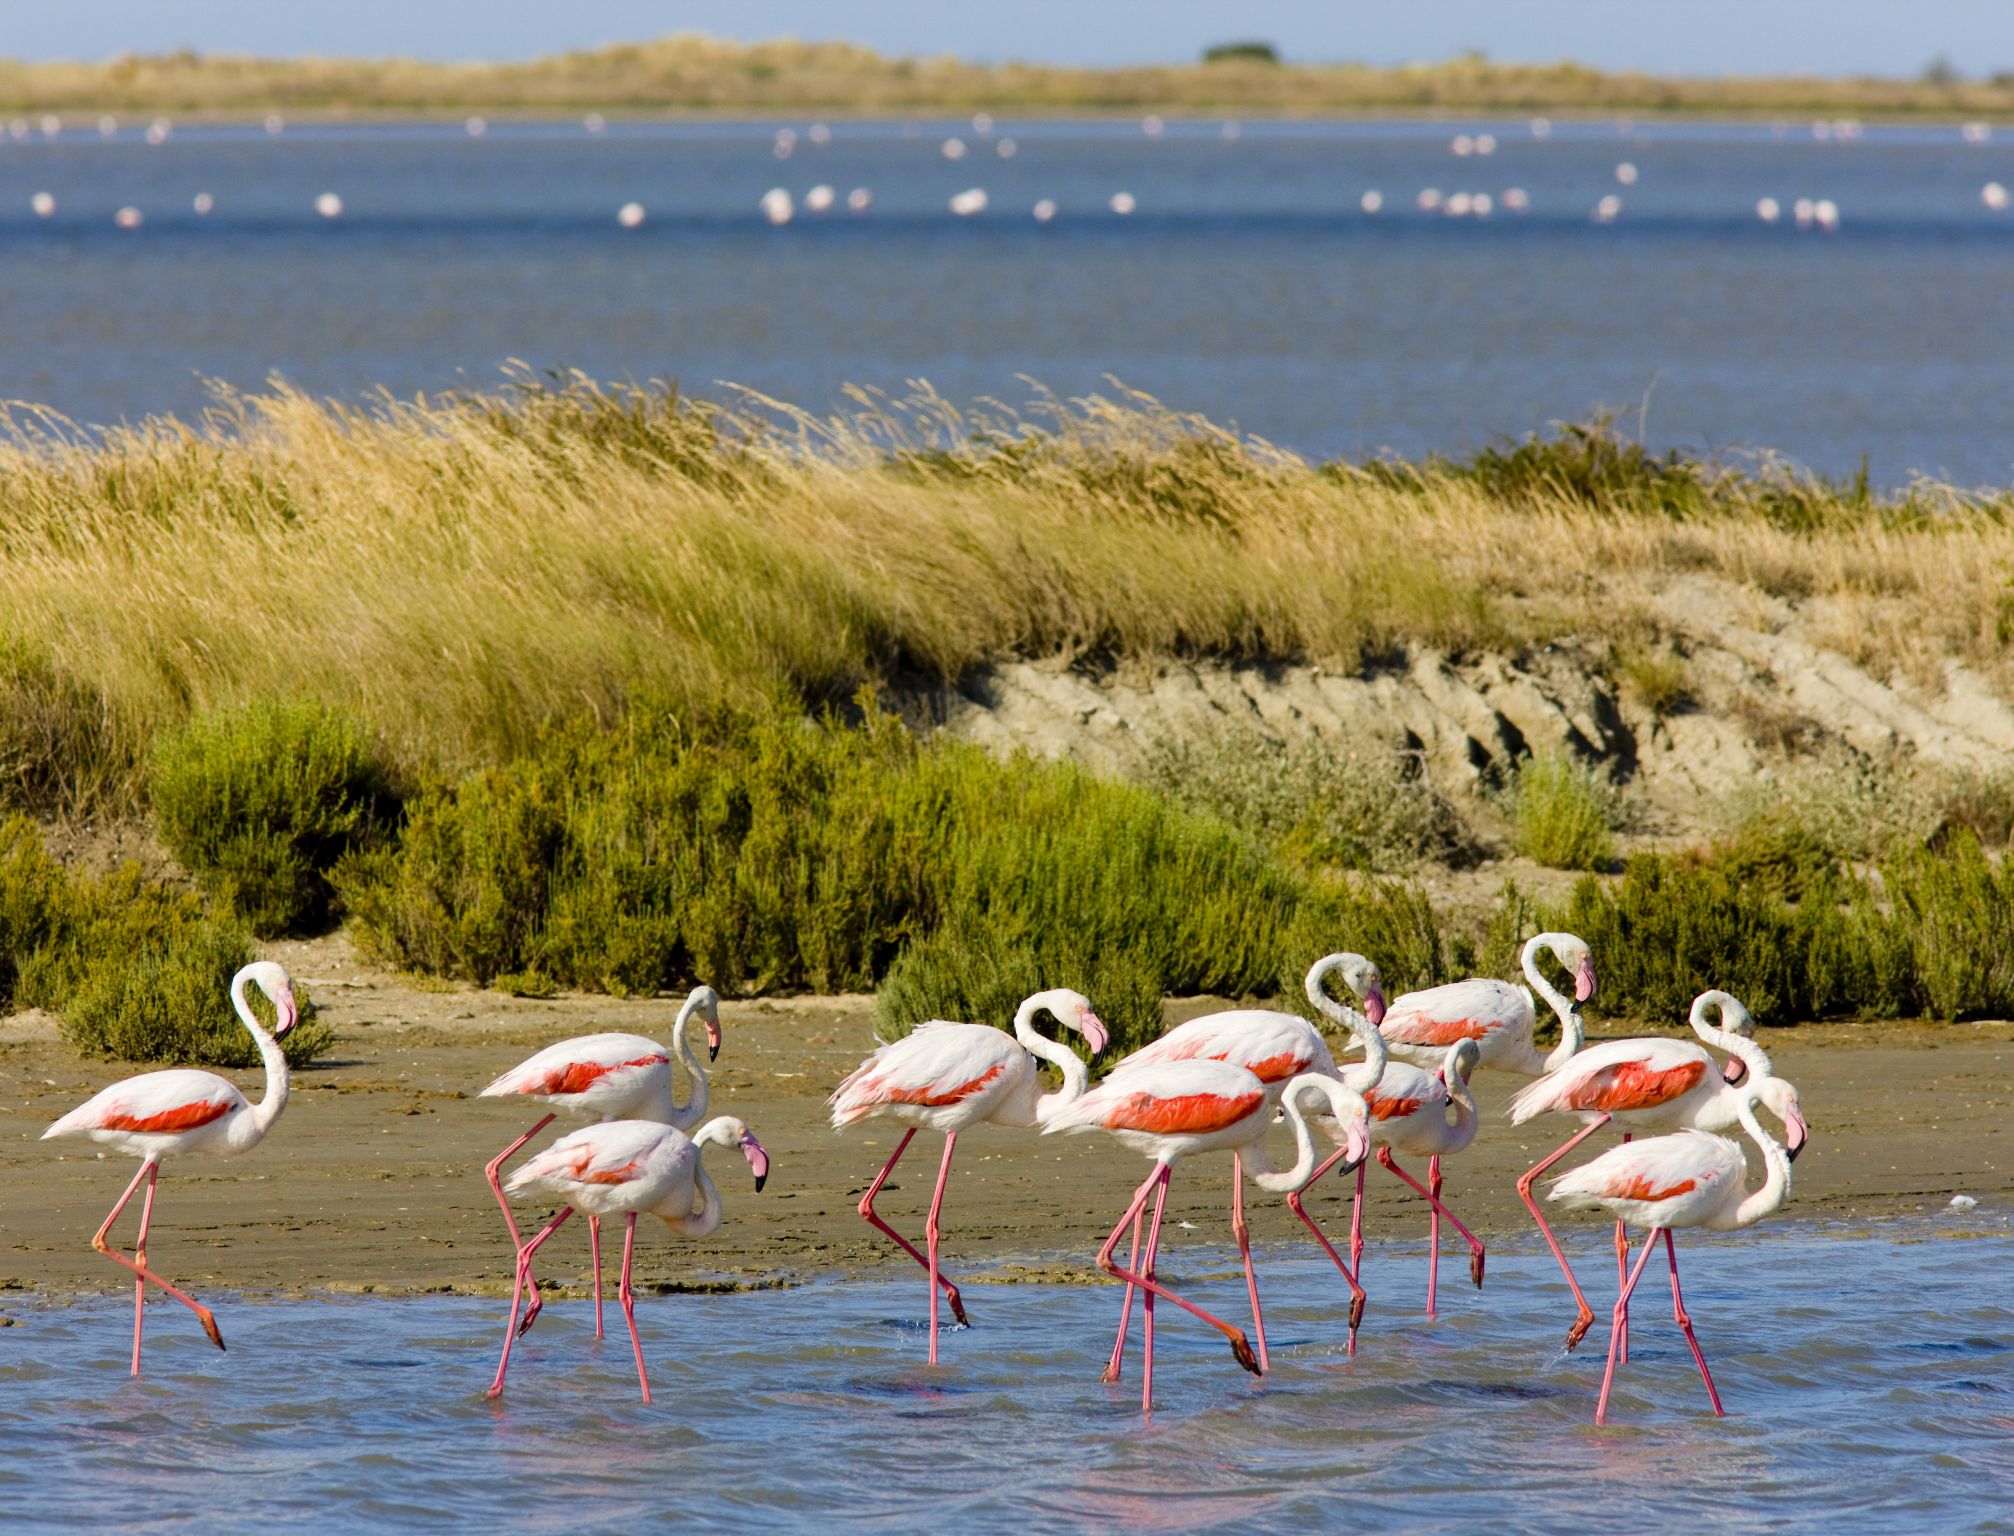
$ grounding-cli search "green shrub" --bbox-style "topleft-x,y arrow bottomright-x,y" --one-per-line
0,639 -> 128,817
1510,755 -> 1619,871
1879,834 -> 2014,1019
152,698 -> 392,935
1137,733 -> 1474,872
0,814 -> 68,1004
874,923 -> 1165,1055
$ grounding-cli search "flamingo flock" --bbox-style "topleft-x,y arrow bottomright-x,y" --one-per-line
43,928 -> 1806,1424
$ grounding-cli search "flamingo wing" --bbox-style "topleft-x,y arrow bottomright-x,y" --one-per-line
481,1032 -> 670,1100
829,1023 -> 1021,1127
1047,1059 -> 1265,1137
1363,1059 -> 1444,1122
1379,978 -> 1530,1049
1118,1009 -> 1330,1084
506,1119 -> 680,1194
1550,1128 -> 1744,1211
1510,1037 -> 1711,1123
44,1069 -> 244,1140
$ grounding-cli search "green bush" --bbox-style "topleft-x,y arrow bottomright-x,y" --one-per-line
1879,835 -> 2014,1018
0,817 -> 331,1065
0,640 -> 129,817
874,923 -> 1165,1054
152,698 -> 392,935
1510,755 -> 1619,871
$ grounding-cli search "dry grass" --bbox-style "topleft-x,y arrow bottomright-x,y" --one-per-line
3,35 -> 2011,119
1,372 -> 2010,815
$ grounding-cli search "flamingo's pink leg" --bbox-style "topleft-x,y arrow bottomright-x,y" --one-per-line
1596,1227 -> 1663,1424
92,1159 -> 223,1362
618,1213 -> 651,1405
487,1206 -> 572,1399
488,1113 -> 555,1337
1424,1154 -> 1441,1316
856,1128 -> 969,1328
924,1131 -> 959,1365
589,1216 -> 605,1341
1231,1151 -> 1269,1373
1378,1148 -> 1487,1320
1515,1114 -> 1611,1349
1285,1174 -> 1367,1354
1350,1156 -> 1367,1273
131,1163 -> 158,1374
1615,1133 -> 1633,1364
1139,1169 -> 1170,1407
1096,1163 -> 1260,1412
1664,1229 -> 1723,1416
1100,1204 -> 1145,1384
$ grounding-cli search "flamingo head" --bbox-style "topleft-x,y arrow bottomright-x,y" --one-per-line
1756,1077 -> 1807,1163
688,985 -> 724,1061
242,960 -> 299,1038
1550,936 -> 1597,1007
1050,991 -> 1108,1056
1447,1038 -> 1481,1084
722,1119 -> 769,1190
1318,953 -> 1386,1025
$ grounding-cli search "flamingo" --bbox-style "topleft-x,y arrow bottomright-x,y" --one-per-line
1550,1095 -> 1792,1423
480,985 -> 723,1340
1510,990 -> 1805,1349
1339,1038 -> 1485,1348
1043,1062 -> 1371,1410
489,1116 -> 769,1403
41,961 -> 299,1374
1110,953 -> 1388,1356
830,988 -> 1107,1363
1376,931 -> 1595,1076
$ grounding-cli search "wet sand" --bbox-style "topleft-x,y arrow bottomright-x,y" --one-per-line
2,934 -> 2008,1302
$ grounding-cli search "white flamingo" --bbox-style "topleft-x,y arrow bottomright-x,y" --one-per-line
1376,931 -> 1595,1075
42,961 -> 300,1373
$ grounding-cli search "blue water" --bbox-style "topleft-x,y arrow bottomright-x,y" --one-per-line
1,118 -> 2012,483
2,1223 -> 2009,1533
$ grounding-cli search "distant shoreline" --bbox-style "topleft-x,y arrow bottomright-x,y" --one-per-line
2,33 -> 2009,122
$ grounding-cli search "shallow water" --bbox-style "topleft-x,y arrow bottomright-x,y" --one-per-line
3,1221 -> 2009,1533
2,118 -> 2012,481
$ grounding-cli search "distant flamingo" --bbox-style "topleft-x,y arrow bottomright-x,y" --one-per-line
490,1116 -> 769,1403
830,989 -> 1107,1363
1550,1095 -> 1792,1423
1377,931 -> 1595,1076
480,985 -> 723,1339
1511,990 -> 1805,1349
42,961 -> 299,1374
1113,953 -> 1388,1355
1339,1038 -> 1485,1348
1044,1062 -> 1371,1410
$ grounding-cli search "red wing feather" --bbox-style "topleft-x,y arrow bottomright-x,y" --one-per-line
95,1099 -> 233,1134
1104,1089 -> 1262,1136
532,1053 -> 668,1097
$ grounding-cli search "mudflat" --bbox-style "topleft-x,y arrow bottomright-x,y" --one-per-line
2,935 -> 2007,1303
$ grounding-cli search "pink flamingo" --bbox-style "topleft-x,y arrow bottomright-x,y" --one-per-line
41,961 -> 299,1374
1377,931 -> 1595,1075
1044,1061 -> 1371,1410
489,1115 -> 769,1403
480,985 -> 722,1339
1111,953 -> 1389,1357
1550,1094 -> 1792,1423
1511,990 -> 1805,1348
830,988 -> 1108,1363
1340,1038 -> 1485,1348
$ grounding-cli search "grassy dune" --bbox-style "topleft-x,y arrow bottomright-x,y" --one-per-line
3,35 -> 2012,119
2,375 -> 2008,816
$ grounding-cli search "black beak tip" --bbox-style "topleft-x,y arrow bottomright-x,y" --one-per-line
754,1172 -> 768,1193
708,1044 -> 719,1062
1787,1139 -> 1805,1164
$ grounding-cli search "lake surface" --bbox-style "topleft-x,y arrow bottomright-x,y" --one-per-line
1,117 -> 2011,484
2,1221 -> 2009,1533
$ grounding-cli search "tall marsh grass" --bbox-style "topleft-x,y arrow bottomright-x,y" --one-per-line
4,376 -> 2008,820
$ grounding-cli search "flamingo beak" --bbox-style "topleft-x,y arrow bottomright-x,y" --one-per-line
706,1017 -> 722,1063
1785,1109 -> 1808,1163
1344,1118 -> 1371,1173
1363,984 -> 1387,1027
1724,1056 -> 1748,1086
741,1132 -> 770,1192
1078,1010 -> 1110,1055
274,989 -> 299,1040
1575,957 -> 1598,1005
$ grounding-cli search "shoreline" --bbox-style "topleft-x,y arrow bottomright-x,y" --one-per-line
4,935 -> 2008,1300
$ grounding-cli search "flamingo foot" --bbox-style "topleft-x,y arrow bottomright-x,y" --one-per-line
946,1284 -> 970,1328
1566,1309 -> 1594,1351
1099,1362 -> 1121,1385
515,1290 -> 545,1338
198,1308 -> 225,1351
1229,1332 -> 1262,1376
1349,1292 -> 1366,1333
1470,1248 -> 1486,1289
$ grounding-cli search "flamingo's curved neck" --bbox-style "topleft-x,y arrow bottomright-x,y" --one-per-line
1305,957 -> 1387,1092
1733,1098 -> 1791,1227
665,995 -> 710,1131
1523,937 -> 1584,1072
234,972 -> 290,1140
1443,1062 -> 1480,1150
1019,1000 -> 1091,1118
676,1157 -> 725,1239
1249,1076 -> 1359,1193
1689,995 -> 1769,1084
